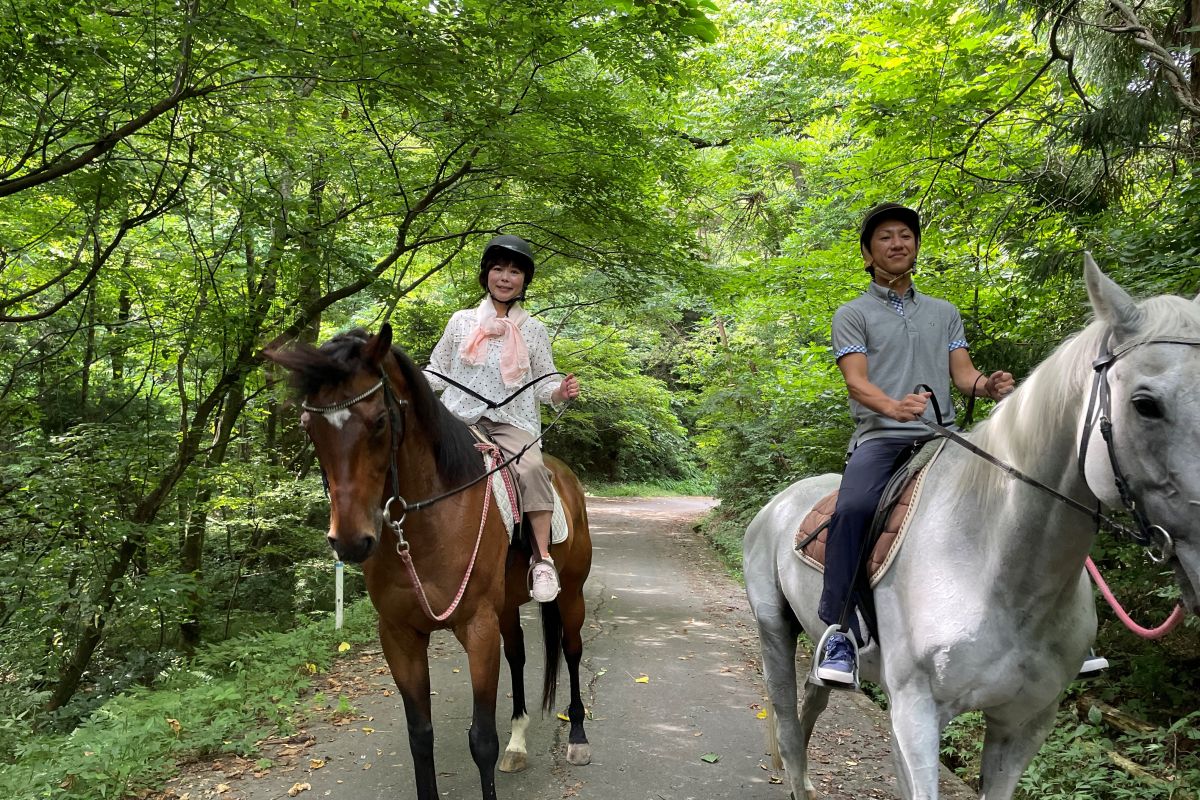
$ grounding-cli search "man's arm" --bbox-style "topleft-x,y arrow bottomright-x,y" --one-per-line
948,348 -> 1014,400
837,352 -> 932,422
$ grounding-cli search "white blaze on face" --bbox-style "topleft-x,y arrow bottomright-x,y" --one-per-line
322,408 -> 352,430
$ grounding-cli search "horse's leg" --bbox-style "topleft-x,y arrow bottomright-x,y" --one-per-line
379,622 -> 438,800
498,600 -> 530,773
886,687 -> 943,799
456,613 -> 502,800
558,583 -> 591,765
977,701 -> 1059,800
756,607 -> 825,800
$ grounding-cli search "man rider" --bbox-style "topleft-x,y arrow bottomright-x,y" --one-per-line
815,202 -> 1016,684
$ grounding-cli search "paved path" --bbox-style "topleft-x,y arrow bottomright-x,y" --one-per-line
157,497 -> 973,800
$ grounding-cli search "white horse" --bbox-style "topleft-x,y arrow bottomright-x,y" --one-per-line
743,255 -> 1200,800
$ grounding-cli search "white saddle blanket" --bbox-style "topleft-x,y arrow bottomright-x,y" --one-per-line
489,467 -> 569,545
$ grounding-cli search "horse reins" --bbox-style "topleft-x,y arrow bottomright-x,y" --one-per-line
921,334 -> 1200,566
303,366 -> 570,620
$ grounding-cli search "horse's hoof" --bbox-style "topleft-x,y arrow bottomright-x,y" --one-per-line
498,751 -> 528,773
566,743 -> 591,765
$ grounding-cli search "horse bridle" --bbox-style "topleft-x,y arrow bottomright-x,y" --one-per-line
302,372 -> 414,545
1076,333 -> 1200,561
301,366 -> 566,552
920,333 -> 1200,565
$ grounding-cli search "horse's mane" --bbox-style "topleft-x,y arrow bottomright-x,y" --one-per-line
282,329 -> 484,485
959,294 -> 1200,499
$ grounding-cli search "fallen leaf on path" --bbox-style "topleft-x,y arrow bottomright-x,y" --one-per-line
700,753 -> 720,763
337,642 -> 351,652
361,726 -> 375,734
557,712 -> 570,721
769,776 -> 783,784
287,782 -> 311,796
756,709 -> 768,719
214,784 -> 231,794
308,759 -> 325,769
634,675 -> 649,683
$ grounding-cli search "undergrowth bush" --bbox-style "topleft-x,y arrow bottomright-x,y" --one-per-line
585,476 -> 713,497
0,600 -> 378,800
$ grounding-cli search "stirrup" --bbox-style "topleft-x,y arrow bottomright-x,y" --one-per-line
808,624 -> 860,691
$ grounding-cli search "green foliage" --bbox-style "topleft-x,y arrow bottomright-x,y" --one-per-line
1014,708 -> 1200,799
0,600 -> 377,800
585,476 -> 713,497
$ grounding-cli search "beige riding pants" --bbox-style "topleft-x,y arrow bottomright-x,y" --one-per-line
476,418 -> 554,512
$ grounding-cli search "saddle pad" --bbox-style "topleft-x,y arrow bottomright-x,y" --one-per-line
491,467 -> 568,545
792,455 -> 936,587
467,425 -> 568,545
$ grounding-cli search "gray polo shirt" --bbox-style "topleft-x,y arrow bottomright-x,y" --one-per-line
831,281 -> 968,449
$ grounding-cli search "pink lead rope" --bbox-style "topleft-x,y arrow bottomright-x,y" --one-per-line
400,443 -> 499,622
1085,556 -> 1186,639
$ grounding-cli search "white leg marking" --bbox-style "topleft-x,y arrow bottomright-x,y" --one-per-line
499,713 -> 530,772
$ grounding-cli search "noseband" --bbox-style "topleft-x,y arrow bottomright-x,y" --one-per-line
1079,333 -> 1200,562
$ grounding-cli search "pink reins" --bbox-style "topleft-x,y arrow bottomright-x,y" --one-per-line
1086,556 -> 1186,639
399,443 -> 500,622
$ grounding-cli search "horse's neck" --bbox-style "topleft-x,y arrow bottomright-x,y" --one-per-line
938,354 -> 1098,572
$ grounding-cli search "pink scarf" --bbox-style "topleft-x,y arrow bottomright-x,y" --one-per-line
459,298 -> 530,387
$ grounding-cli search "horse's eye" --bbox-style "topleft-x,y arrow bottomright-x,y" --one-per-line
372,412 -> 389,435
1131,394 -> 1164,419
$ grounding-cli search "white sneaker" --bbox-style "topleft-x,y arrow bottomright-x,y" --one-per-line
1077,649 -> 1109,679
529,558 -> 560,603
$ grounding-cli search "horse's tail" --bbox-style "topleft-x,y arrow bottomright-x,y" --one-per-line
539,598 -> 563,715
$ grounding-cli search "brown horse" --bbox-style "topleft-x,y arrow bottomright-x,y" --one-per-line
264,324 -> 593,800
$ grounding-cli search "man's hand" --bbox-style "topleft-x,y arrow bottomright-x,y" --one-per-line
985,370 -> 1015,400
890,391 -> 931,422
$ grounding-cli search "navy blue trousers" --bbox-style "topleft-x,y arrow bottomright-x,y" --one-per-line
817,436 -> 916,627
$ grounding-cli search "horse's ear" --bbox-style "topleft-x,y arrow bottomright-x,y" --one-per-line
1084,252 -> 1143,341
362,323 -> 394,367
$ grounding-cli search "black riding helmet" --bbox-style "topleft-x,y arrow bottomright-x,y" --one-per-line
859,202 -> 921,252
478,234 -> 535,292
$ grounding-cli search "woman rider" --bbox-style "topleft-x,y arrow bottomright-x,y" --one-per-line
425,234 -> 580,603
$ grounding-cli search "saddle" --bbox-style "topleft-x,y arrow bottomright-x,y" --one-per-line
794,438 -> 944,587
467,426 -> 568,546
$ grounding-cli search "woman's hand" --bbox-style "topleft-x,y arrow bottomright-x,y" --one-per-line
553,373 -> 580,404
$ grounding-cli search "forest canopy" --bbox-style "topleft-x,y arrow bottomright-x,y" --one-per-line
1,0 -> 1198,797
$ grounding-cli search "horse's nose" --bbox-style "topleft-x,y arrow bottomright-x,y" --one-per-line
328,534 -> 377,564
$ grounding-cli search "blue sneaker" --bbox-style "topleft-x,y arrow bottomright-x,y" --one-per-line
816,632 -> 856,685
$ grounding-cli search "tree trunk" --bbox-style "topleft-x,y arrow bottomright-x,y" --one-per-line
179,378 -> 246,652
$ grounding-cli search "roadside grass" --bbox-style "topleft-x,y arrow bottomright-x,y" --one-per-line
585,477 -> 713,497
0,600 -> 378,800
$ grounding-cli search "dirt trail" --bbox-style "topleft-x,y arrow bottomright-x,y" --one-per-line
155,496 -> 973,800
